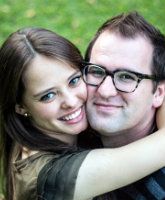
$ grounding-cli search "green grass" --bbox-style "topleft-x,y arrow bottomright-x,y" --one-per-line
0,0 -> 165,54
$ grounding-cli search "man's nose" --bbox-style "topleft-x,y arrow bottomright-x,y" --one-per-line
97,76 -> 118,98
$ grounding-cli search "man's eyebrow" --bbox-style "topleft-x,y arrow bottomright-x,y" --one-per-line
88,63 -> 134,72
103,66 -> 143,74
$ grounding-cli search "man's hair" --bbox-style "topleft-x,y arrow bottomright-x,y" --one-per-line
85,11 -> 165,79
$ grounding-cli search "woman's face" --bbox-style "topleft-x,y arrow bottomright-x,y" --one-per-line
16,54 -> 88,142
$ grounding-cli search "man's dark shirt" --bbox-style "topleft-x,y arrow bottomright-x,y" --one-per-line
79,130 -> 165,200
114,167 -> 165,200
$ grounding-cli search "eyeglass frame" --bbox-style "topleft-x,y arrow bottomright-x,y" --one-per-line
82,62 -> 160,93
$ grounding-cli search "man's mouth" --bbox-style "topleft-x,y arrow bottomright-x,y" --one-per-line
94,102 -> 122,108
93,102 -> 123,113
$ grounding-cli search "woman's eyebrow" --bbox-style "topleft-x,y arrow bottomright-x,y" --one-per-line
68,71 -> 81,80
33,87 -> 55,98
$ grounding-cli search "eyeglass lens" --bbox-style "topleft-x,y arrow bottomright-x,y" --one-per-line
84,65 -> 139,93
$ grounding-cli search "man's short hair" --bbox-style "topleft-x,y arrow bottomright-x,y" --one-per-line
85,11 -> 165,80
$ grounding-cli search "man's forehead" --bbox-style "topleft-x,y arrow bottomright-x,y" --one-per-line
90,30 -> 153,73
92,30 -> 152,51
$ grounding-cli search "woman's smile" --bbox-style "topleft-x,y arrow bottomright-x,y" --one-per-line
59,106 -> 85,124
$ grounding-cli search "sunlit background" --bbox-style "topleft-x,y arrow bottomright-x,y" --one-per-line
0,0 -> 165,54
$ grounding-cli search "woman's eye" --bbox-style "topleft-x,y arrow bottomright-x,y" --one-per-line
40,92 -> 56,102
69,75 -> 81,86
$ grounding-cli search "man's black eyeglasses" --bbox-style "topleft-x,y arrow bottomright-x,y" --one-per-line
82,63 -> 160,93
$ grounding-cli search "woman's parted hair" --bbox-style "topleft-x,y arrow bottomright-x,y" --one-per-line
0,27 -> 83,151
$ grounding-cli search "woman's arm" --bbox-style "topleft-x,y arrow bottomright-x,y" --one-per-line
74,103 -> 165,200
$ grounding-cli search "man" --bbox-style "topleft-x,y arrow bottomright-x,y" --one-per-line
83,12 -> 165,199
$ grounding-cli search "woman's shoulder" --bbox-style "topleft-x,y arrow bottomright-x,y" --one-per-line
13,149 -> 91,200
13,151 -> 60,200
37,149 -> 91,200
13,151 -> 58,172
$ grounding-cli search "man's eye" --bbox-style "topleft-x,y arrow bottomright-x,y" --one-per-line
89,68 -> 105,77
69,75 -> 81,86
117,73 -> 136,82
40,92 -> 56,102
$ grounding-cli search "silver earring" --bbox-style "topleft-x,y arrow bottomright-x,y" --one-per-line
24,113 -> 28,117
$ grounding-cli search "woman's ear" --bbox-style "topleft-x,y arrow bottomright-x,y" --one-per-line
153,82 -> 165,108
15,104 -> 27,116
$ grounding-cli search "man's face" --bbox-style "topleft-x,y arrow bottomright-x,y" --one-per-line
86,31 -> 163,137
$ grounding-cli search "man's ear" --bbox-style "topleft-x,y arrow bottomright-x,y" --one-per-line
15,104 -> 27,116
153,82 -> 165,108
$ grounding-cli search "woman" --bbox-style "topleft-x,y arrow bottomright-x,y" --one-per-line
0,27 -> 165,200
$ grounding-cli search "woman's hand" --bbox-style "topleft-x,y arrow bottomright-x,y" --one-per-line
156,98 -> 165,129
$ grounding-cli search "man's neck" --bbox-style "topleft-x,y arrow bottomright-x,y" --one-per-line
101,119 -> 156,148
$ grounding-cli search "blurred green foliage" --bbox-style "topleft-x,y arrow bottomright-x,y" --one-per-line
0,0 -> 165,54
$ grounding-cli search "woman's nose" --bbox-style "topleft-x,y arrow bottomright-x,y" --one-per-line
61,91 -> 78,109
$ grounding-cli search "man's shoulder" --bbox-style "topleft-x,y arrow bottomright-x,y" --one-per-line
115,167 -> 165,199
